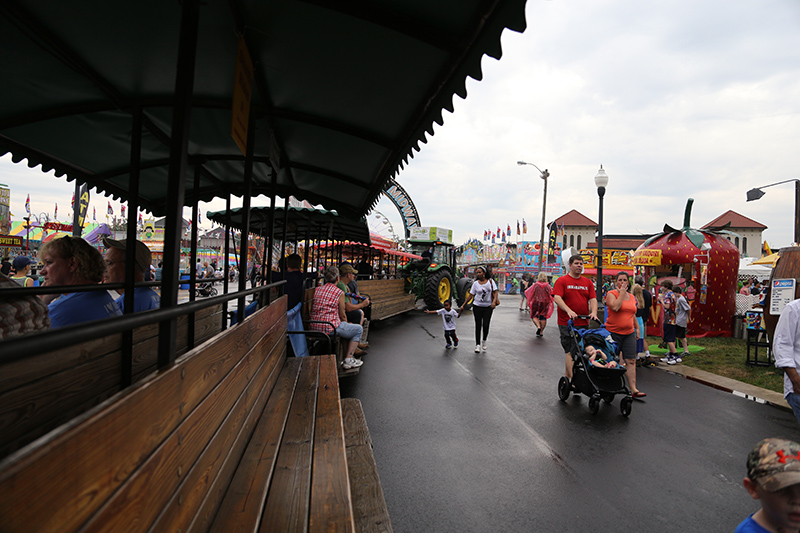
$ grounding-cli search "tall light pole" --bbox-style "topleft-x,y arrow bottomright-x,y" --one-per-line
594,165 -> 609,301
746,179 -> 800,246
517,161 -> 550,274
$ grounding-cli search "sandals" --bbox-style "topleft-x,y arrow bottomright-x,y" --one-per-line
632,391 -> 647,398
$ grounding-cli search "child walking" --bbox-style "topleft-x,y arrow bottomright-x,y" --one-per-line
425,300 -> 461,348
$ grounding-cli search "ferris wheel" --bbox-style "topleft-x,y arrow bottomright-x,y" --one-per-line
367,210 -> 400,243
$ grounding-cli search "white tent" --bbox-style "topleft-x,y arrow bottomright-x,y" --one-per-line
739,258 -> 772,281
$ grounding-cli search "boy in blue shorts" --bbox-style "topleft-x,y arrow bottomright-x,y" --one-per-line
425,300 -> 461,348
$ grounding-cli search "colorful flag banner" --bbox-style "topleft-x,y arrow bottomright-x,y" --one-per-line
517,220 -> 520,235
121,204 -> 126,217
507,224 -> 511,235
107,201 -> 113,215
54,203 -> 58,219
93,206 -> 96,221
522,218 -> 527,234
25,194 -> 30,214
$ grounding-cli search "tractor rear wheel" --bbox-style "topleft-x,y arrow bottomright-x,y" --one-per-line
455,277 -> 474,309
424,270 -> 453,310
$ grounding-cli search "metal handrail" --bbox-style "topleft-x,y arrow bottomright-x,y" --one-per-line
0,280 -> 286,364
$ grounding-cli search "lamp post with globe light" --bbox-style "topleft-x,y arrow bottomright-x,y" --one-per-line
517,161 -> 550,274
594,165 -> 609,301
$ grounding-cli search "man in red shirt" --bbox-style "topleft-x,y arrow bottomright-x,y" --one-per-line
552,255 -> 599,379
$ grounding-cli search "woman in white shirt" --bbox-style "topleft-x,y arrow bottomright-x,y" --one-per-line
460,266 -> 499,353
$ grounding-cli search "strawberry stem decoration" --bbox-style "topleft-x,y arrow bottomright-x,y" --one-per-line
643,198 -> 739,249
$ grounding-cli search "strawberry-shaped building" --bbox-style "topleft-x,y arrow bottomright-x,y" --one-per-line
632,199 -> 740,337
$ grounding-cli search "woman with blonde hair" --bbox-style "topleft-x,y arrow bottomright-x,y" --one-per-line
526,271 -> 554,337
39,236 -> 122,328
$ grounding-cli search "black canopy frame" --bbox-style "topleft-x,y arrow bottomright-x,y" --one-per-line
0,0 -> 528,367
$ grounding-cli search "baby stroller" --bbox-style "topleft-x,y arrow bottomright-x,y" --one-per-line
195,280 -> 218,298
557,316 -> 633,417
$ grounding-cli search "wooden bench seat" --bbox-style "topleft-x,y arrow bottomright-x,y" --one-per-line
358,279 -> 416,321
0,303 -> 224,459
343,398 -> 393,533
0,294 -> 391,532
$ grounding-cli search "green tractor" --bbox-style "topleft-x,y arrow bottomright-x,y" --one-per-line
402,227 -> 473,310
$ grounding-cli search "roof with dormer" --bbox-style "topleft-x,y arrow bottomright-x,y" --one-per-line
552,210 -> 597,227
701,210 -> 767,230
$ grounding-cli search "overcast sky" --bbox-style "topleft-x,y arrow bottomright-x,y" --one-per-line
3,0 -> 800,252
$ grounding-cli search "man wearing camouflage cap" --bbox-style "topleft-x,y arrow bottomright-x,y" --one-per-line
737,438 -> 800,532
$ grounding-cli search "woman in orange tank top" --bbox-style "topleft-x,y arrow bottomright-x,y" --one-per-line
606,272 -> 644,398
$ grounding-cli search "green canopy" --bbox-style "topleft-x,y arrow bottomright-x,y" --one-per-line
0,1 -> 528,219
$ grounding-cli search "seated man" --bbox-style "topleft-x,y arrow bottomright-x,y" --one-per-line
310,265 -> 364,370
103,237 -> 160,313
337,263 -> 370,326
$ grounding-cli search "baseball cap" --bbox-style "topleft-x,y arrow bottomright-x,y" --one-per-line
339,263 -> 356,275
12,256 -> 34,270
102,237 -> 152,273
747,438 -> 800,491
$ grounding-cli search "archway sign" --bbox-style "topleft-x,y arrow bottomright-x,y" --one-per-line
381,178 -> 420,238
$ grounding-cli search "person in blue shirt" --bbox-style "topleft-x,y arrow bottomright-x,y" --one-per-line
39,236 -> 122,328
737,438 -> 800,533
102,237 -> 160,313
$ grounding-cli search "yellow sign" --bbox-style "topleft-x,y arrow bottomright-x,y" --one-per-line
231,37 -> 254,156
580,249 -> 634,270
632,248 -> 662,266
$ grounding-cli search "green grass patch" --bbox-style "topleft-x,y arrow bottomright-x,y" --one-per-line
646,336 -> 784,394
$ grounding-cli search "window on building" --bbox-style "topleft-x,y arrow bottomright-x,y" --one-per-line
570,235 -> 574,247
577,235 -> 582,248
735,237 -> 740,248
563,235 -> 567,249
743,237 -> 748,253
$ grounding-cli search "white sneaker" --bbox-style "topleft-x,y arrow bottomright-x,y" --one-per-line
342,357 -> 364,370
474,345 -> 481,353
481,342 -> 487,352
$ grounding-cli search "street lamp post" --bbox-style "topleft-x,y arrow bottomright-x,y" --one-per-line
746,179 -> 800,246
517,161 -> 550,274
594,165 -> 609,301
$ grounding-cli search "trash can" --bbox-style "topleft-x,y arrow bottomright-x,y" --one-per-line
179,273 -> 190,290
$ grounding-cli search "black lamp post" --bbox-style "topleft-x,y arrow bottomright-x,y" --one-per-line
746,179 -> 800,246
517,160 -> 550,274
594,165 -> 609,300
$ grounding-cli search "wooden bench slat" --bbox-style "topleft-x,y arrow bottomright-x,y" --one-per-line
310,354 -> 355,533
206,358 -> 302,533
159,339 -> 292,533
77,315 -> 287,533
342,399 -> 393,533
260,356 -> 320,532
0,302 -> 283,532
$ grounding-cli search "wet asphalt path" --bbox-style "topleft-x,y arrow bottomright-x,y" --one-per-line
339,294 -> 800,533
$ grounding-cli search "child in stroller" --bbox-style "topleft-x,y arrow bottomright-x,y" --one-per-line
585,345 -> 618,368
557,319 -> 633,417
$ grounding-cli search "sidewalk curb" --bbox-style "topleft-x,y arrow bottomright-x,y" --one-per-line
652,364 -> 791,413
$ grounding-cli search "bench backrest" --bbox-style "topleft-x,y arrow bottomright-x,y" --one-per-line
0,297 -> 285,532
357,278 -> 406,300
0,303 -> 224,458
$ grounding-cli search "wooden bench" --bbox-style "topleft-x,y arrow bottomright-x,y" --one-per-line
357,279 -> 416,321
0,303 -> 224,458
0,295 -> 391,532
